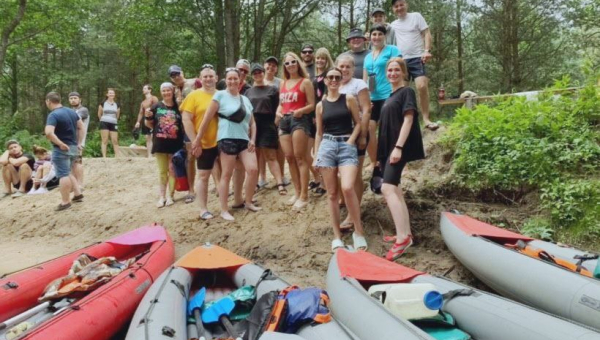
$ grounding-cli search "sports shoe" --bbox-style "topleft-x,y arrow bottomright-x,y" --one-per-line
11,191 -> 24,198
385,235 -> 413,261
156,197 -> 166,208
37,187 -> 49,194
165,197 -> 175,206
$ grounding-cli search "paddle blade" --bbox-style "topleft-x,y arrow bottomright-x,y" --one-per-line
202,297 -> 235,323
187,287 -> 206,316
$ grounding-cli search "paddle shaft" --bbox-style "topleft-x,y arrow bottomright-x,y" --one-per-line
219,315 -> 241,340
0,301 -> 51,331
193,309 -> 207,340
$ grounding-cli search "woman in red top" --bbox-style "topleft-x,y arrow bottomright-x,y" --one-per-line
276,52 -> 316,210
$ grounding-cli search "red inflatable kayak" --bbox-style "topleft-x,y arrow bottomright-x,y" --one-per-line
0,225 -> 174,340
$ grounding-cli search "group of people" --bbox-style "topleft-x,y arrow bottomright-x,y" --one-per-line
1,0 -> 433,261
138,0 -> 432,261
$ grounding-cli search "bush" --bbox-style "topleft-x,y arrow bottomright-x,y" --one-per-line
442,71 -> 600,238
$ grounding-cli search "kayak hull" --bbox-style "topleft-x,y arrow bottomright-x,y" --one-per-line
440,212 -> 600,330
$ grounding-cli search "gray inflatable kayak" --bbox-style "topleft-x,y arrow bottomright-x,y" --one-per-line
327,247 -> 600,340
126,243 -> 356,340
440,211 -> 600,331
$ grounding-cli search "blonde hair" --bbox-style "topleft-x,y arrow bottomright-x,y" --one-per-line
335,54 -> 355,68
32,145 -> 49,156
386,57 -> 408,78
282,52 -> 309,80
315,48 -> 335,74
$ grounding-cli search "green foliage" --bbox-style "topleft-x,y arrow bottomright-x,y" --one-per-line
521,218 -> 555,241
443,71 -> 600,237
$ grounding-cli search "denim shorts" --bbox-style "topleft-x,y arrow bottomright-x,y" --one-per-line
52,145 -> 79,178
279,114 -> 312,136
405,57 -> 427,80
315,136 -> 358,168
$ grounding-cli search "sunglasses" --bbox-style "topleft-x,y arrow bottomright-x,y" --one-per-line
326,75 -> 342,82
225,67 -> 240,74
301,50 -> 314,55
238,68 -> 249,74
284,60 -> 298,66
201,64 -> 214,70
169,72 -> 181,78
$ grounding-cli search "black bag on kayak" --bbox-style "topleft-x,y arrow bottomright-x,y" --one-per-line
244,290 -> 282,340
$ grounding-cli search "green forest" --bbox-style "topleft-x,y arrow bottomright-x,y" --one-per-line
0,0 -> 599,239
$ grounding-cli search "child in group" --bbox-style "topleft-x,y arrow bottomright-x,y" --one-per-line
28,145 -> 58,194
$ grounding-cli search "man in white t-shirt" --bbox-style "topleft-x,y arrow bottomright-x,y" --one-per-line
391,0 -> 438,130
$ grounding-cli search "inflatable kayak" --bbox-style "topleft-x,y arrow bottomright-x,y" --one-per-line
327,247 -> 600,340
126,243 -> 356,340
0,225 -> 174,340
441,211 -> 600,331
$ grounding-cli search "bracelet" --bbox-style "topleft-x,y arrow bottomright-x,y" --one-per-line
395,145 -> 403,150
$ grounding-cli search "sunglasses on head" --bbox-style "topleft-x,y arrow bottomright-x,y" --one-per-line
225,67 -> 240,74
284,60 -> 298,66
201,64 -> 214,70
301,50 -> 314,55
326,75 -> 342,82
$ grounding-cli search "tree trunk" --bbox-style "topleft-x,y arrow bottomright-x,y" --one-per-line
456,0 -> 464,94
214,0 -> 227,75
338,0 -> 343,51
365,0 -> 372,33
0,0 -> 27,72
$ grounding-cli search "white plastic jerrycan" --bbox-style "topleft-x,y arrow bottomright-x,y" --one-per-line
368,283 -> 443,320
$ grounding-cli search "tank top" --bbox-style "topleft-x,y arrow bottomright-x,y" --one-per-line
100,101 -> 119,124
280,79 -> 307,115
322,94 -> 353,136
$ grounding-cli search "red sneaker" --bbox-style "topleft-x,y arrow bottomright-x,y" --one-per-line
385,236 -> 413,261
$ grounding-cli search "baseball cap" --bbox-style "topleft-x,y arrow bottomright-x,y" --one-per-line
265,56 -> 279,65
168,65 -> 182,75
251,63 -> 265,74
301,44 -> 314,52
346,28 -> 367,41
68,91 -> 81,98
371,7 -> 385,16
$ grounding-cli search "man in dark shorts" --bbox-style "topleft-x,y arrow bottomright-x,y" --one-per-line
135,84 -> 159,157
0,140 -> 35,198
300,44 -> 316,79
341,28 -> 370,79
390,0 -> 438,130
182,66 -> 220,220
45,92 -> 84,211
69,92 -> 89,190
169,65 -> 198,203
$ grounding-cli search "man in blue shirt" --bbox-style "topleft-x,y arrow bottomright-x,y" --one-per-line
45,92 -> 84,211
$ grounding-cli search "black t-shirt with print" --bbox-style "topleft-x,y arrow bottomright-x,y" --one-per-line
150,102 -> 184,154
377,86 -> 425,164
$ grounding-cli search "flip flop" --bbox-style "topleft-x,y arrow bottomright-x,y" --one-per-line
185,194 -> 195,204
314,187 -> 326,196
231,203 -> 245,209
425,122 -> 440,131
352,233 -> 368,251
340,221 -> 354,232
277,183 -> 288,195
331,239 -> 345,252
200,211 -> 214,220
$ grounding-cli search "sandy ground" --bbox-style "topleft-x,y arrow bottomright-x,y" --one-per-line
0,127 -> 527,289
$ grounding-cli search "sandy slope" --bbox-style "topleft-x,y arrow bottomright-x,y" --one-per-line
0,127 -> 521,289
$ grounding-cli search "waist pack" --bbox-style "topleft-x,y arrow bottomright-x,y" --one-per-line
266,286 -> 332,334
219,96 -> 247,123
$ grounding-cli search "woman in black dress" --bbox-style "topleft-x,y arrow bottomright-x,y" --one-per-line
377,57 -> 425,261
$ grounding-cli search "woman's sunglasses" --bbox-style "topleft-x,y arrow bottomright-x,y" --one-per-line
326,75 -> 342,82
284,60 -> 298,66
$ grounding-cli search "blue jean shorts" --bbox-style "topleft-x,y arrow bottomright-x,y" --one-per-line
405,57 -> 427,80
315,136 -> 358,168
52,145 -> 78,178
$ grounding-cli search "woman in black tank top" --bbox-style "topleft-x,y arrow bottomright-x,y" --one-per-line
314,68 -> 368,252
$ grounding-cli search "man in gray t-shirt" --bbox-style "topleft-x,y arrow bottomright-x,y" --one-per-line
341,28 -> 370,79
69,91 -> 88,190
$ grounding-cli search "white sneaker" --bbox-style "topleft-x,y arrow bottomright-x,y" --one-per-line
37,187 -> 48,194
156,197 -> 166,208
28,188 -> 38,195
165,197 -> 175,206
286,195 -> 297,206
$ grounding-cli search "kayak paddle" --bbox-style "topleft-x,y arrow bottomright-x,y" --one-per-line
201,296 -> 241,340
187,287 -> 207,340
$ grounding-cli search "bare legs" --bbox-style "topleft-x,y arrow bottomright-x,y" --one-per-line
415,76 -> 433,126
100,130 -> 120,158
59,174 -> 82,205
218,149 -> 260,221
366,121 -> 378,167
2,164 -> 31,193
109,131 -> 120,157
381,183 -> 411,242
145,135 -> 153,158
321,166 -> 364,241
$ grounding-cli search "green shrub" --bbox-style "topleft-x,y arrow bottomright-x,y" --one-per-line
443,71 -> 600,238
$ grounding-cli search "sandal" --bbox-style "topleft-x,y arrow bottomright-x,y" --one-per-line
385,236 -> 414,261
340,221 -> 354,232
156,197 -> 166,208
314,187 -> 326,196
308,181 -> 320,190
185,194 -> 195,204
277,183 -> 288,195
383,234 -> 413,243
232,203 -> 245,209
55,203 -> 72,212
425,122 -> 440,131
331,239 -> 345,252
352,233 -> 368,251
200,211 -> 214,220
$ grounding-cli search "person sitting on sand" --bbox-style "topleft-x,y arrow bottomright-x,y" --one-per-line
145,82 -> 184,208
0,140 -> 35,198
28,145 -> 58,194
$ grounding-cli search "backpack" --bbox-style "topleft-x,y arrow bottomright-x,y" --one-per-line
267,286 -> 332,334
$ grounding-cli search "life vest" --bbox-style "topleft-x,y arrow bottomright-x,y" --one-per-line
265,286 -> 332,333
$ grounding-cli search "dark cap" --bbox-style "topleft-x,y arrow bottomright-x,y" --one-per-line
265,56 -> 279,65
168,65 -> 182,75
346,28 -> 367,41
371,7 -> 385,16
251,63 -> 265,74
68,91 -> 81,98
301,44 -> 314,52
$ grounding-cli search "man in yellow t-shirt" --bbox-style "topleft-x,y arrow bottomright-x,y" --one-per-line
181,66 -> 219,220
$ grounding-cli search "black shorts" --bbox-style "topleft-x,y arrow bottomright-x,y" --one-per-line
405,57 -> 427,81
371,99 -> 385,123
141,123 -> 152,136
279,114 -> 312,136
99,121 -> 118,132
15,180 -> 34,192
218,139 -> 248,156
255,116 -> 279,149
357,133 -> 370,157
382,158 -> 407,186
196,146 -> 219,170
